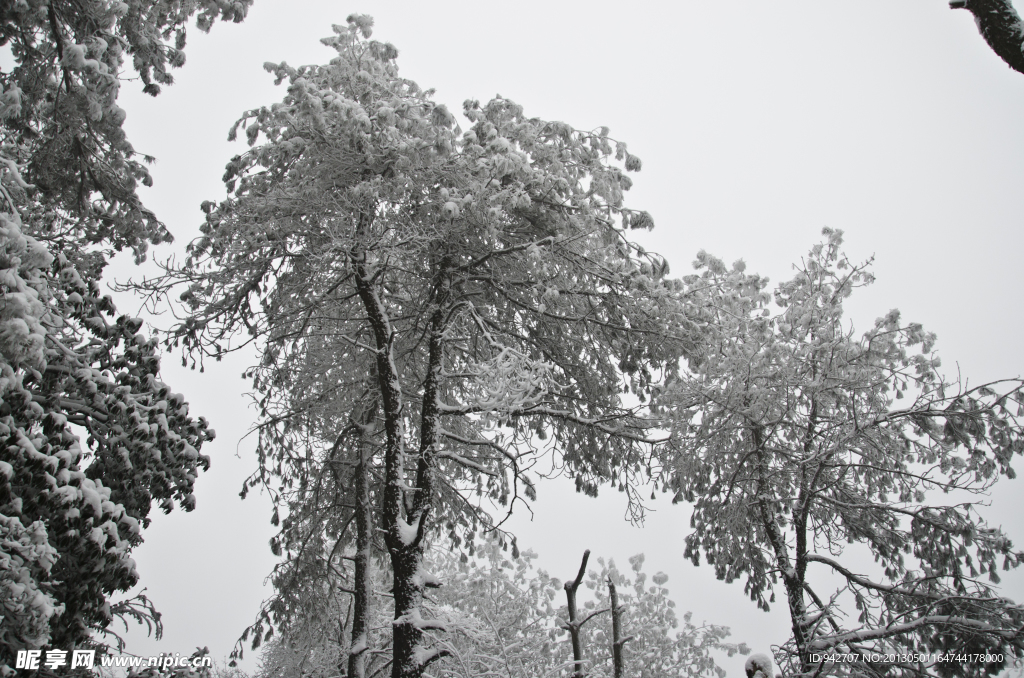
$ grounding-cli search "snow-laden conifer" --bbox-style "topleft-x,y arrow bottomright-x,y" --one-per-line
0,0 -> 251,665
151,15 -> 688,678
658,229 -> 1024,677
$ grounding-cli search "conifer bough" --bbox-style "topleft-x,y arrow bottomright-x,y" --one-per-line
0,0 -> 251,665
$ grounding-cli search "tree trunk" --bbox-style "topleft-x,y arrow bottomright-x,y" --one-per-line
355,234 -> 453,678
752,426 -> 810,673
389,262 -> 454,677
609,579 -> 630,678
351,211 -> 419,677
564,550 -> 591,678
348,405 -> 375,678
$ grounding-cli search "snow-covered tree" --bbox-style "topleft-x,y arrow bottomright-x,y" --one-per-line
0,0 -> 251,665
568,553 -> 747,678
232,389 -> 381,678
655,229 -> 1024,677
253,540 -> 744,678
150,15 -> 687,678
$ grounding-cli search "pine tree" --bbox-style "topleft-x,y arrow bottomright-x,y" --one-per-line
152,15 -> 686,678
0,0 -> 251,663
657,229 -> 1024,677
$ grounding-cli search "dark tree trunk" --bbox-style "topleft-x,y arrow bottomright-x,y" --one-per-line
389,263 -> 453,677
351,211 -> 418,677
355,233 -> 453,678
348,405 -> 375,678
753,425 -> 811,673
564,550 -> 591,678
609,579 -> 631,678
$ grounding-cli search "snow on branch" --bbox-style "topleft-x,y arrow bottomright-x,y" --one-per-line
462,346 -> 557,413
809,614 -> 1023,649
951,0 -> 1024,74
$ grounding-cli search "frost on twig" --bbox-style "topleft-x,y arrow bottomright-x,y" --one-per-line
463,346 -> 558,415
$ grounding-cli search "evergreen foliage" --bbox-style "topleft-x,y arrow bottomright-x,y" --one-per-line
657,230 -> 1024,677
0,0 -> 250,665
254,542 -> 745,678
151,15 -> 686,678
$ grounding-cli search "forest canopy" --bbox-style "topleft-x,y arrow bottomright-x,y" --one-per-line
2,4 -> 1024,678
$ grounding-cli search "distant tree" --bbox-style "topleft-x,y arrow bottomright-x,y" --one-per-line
950,0 -> 1024,74
0,0 -> 251,664
655,229 -> 1024,677
253,540 -> 744,678
569,553 -> 747,678
151,14 -> 685,678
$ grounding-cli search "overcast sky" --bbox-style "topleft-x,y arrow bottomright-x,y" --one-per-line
106,2 -> 1024,676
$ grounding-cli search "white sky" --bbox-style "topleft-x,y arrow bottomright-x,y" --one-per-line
105,2 -> 1024,676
